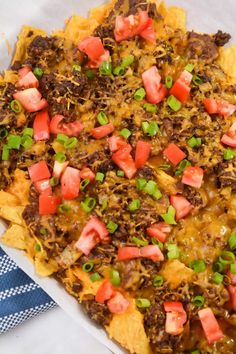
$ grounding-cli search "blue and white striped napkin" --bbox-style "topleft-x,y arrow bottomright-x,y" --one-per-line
0,247 -> 56,333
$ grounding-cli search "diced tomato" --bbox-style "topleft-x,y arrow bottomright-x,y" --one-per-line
164,301 -> 187,336
221,134 -> 236,148
88,50 -> 110,69
28,161 -> 51,182
78,36 -> 105,62
135,140 -> 151,169
146,222 -> 171,242
118,247 -> 141,261
204,98 -> 218,114
139,18 -> 156,44
227,263 -> 236,286
182,166 -> 204,189
53,160 -> 69,179
17,71 -> 39,89
114,11 -> 149,42
95,280 -> 114,304
227,285 -> 236,311
18,66 -> 31,78
112,144 -> 137,179
50,115 -> 84,136
61,167 -> 80,200
170,195 -> 192,221
13,88 -> 48,113
170,79 -> 190,103
217,99 -> 236,119
163,143 -> 186,166
179,70 -> 193,86
34,179 -> 52,195
164,301 -> 185,313
81,216 -> 109,242
80,167 -> 95,180
228,121 -> 236,138
107,292 -> 130,314
91,123 -> 114,139
33,110 -> 50,141
76,230 -> 99,255
142,66 -> 167,104
108,135 -> 126,152
39,194 -> 61,215
140,245 -> 164,262
198,308 -> 224,344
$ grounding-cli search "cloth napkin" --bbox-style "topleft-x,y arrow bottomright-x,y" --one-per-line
0,247 -> 56,334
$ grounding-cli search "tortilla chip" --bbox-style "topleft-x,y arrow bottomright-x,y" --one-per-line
106,299 -> 152,354
160,259 -> 193,289
3,70 -> 18,83
57,243 -> 82,268
218,45 -> 236,82
0,206 -> 25,225
1,224 -> 31,250
73,268 -> 103,299
89,0 -> 116,24
155,170 -> 178,195
35,251 -> 59,277
0,190 -> 20,206
164,6 -> 186,30
7,169 -> 31,206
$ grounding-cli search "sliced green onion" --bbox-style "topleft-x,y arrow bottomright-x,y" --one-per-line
189,259 -> 206,273
7,135 -> 21,149
166,244 -> 180,259
187,136 -> 202,148
99,61 -> 112,76
147,122 -> 159,137
143,180 -> 162,200
153,275 -> 164,287
213,261 -> 224,273
80,178 -> 90,191
167,95 -> 181,111
96,172 -> 105,182
185,63 -> 194,72
224,148 -> 236,160
134,87 -> 146,101
21,135 -> 33,149
39,227 -> 48,235
192,295 -> 205,308
190,350 -> 200,354
219,251 -> 235,265
132,236 -> 148,246
113,66 -> 125,76
101,198 -> 108,212
165,75 -> 173,89
142,121 -> 149,134
72,64 -> 81,72
117,170 -> 125,177
23,127 -> 33,137
49,176 -> 59,187
81,197 -> 96,213
85,69 -> 94,79
158,163 -> 171,171
143,103 -> 157,113
107,221 -> 118,234
230,263 -> 236,274
82,261 -> 94,272
192,75 -> 203,86
136,298 -> 151,308
136,178 -> 147,190
35,243 -> 41,252
90,272 -> 101,282
54,152 -> 66,163
152,238 -> 163,250
0,128 -> 8,140
58,203 -> 71,213
121,55 -> 134,68
97,111 -> 108,125
120,128 -> 131,139
64,137 -> 78,149
161,206 -> 177,225
33,67 -> 44,78
110,269 -> 121,286
175,159 -> 191,176
10,99 -> 22,113
129,199 -> 141,212
229,233 -> 236,250
212,272 -> 224,284
2,145 -> 9,161
57,133 -> 69,144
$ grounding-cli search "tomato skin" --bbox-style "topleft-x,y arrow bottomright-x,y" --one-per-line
170,195 -> 192,221
204,98 -> 236,118
163,143 -> 186,166
164,301 -> 187,336
139,18 -> 156,44
118,247 -> 141,261
61,167 -> 80,200
78,36 -> 105,61
140,245 -> 164,262
88,50 -> 110,68
76,230 -> 99,255
142,66 -> 167,104
198,308 -> 224,344
18,66 -> 31,78
91,123 -> 114,139
164,301 -> 185,313
28,161 -> 51,182
182,166 -> 204,189
221,134 -> 236,148
204,98 -> 218,114
170,79 -> 190,103
33,110 -> 50,141
112,144 -> 137,179
39,194 -> 61,215
53,161 -> 69,179
108,135 -> 126,152
228,122 -> 236,137
135,140 -> 151,169
50,115 -> 84,136
107,292 -> 130,314
179,70 -> 193,86
17,71 -> 39,89
114,11 -> 149,42
146,222 -> 171,242
80,167 -> 95,180
13,88 -> 48,113
95,280 -> 114,304
34,179 -> 52,195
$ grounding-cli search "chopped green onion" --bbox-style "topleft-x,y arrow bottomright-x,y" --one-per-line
82,261 -> 94,272
213,261 -> 224,273
185,63 -> 194,72
166,244 -> 180,259
80,178 -> 90,191
113,66 -> 125,76
72,64 -> 81,72
21,135 -> 33,149
175,159 -> 191,176
192,295 -> 205,308
2,145 -> 9,161
90,272 -> 101,282
192,75 -> 203,86
39,227 -> 48,235
223,275 -> 231,286
96,172 -> 105,182
143,180 -> 162,200
57,133 -> 69,144
190,350 -> 200,354
161,206 -> 177,225
158,163 -> 171,171
153,275 -> 164,287
187,136 -> 202,148
110,269 -> 121,286
132,236 -> 148,246
58,203 -> 71,213
10,99 -> 22,113
229,233 -> 236,250
230,263 -> 236,274
49,176 -> 59,187
64,137 -> 78,149
54,152 -> 66,163
136,298 -> 151,308
143,103 -> 157,113
147,122 -> 159,137
165,75 -> 173,89
134,87 -> 146,101
167,95 -> 181,111
121,55 -> 134,68
120,128 -> 131,139
212,272 -> 224,284
142,121 -> 149,133
189,259 -> 206,273
33,67 -> 44,78
35,243 -> 41,252
224,148 -> 236,160
219,251 -> 235,265
107,221 -> 118,234
99,61 -> 112,76
7,135 -> 21,149
117,170 -> 125,177
23,127 -> 33,137
0,128 -> 8,140
85,69 -> 94,79
101,198 -> 108,212
97,111 -> 108,125
152,238 -> 163,250
136,178 -> 147,190
129,199 -> 141,212
81,197 -> 96,213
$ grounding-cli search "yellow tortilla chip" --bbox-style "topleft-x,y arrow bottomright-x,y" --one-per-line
7,169 -> 31,206
106,299 -> 152,354
0,224 -> 32,250
0,190 -> 20,206
3,70 -> 18,84
160,259 -> 193,289
73,268 -> 103,299
0,206 -> 25,225
218,45 -> 236,82
164,6 -> 186,31
35,251 -> 59,277
89,0 -> 116,24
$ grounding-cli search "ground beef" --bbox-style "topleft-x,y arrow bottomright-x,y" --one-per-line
137,166 -> 155,179
182,186 -> 205,207
97,159 -> 115,173
82,299 -> 112,326
186,32 -> 218,63
217,160 -> 236,189
213,30 -> 231,47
